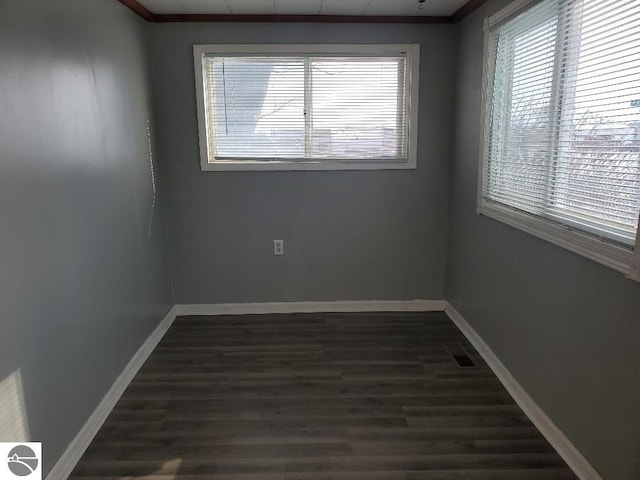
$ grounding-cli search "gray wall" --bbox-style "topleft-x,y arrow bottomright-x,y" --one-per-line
446,1 -> 640,479
148,23 -> 457,304
0,0 -> 172,474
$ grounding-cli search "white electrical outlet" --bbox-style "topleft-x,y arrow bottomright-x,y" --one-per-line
273,239 -> 284,256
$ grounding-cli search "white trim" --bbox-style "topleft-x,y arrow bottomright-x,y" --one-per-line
444,302 -> 604,480
175,299 -> 446,316
479,201 -> 633,274
406,44 -> 420,172
628,212 -> 640,281
45,306 -> 177,480
198,160 -> 417,172
193,46 -> 209,173
193,44 -> 419,172
194,44 -> 419,55
477,18 -> 494,213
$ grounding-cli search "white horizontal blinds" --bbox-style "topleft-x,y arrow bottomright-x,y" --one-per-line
203,54 -> 407,162
204,56 -> 305,159
485,0 -> 640,246
554,0 -> 640,245
309,57 -> 406,159
486,0 -> 561,216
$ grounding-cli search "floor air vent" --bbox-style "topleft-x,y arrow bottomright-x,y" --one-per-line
443,343 -> 476,368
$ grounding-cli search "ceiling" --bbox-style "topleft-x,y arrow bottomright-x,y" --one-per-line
135,0 -> 471,17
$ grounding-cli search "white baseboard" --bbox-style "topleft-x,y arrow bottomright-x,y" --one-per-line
44,300 -> 441,480
444,302 -> 603,480
175,299 -> 446,316
45,306 -> 177,480
48,300 -> 598,480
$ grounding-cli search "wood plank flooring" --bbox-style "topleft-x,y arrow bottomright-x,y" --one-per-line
70,311 -> 578,480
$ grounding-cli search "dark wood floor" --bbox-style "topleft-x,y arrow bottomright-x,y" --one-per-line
71,311 -> 578,479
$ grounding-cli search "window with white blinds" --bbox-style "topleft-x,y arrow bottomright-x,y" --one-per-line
480,0 -> 640,273
193,45 -> 419,171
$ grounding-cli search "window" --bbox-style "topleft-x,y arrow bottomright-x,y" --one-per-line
193,44 -> 419,171
480,0 -> 640,273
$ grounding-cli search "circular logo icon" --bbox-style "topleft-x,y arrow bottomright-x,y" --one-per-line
7,445 -> 38,476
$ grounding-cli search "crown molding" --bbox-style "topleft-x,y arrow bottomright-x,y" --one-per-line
117,0 -> 488,24
116,0 -> 153,21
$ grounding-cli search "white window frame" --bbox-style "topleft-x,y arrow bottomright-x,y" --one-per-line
478,0 -> 635,274
193,44 -> 420,172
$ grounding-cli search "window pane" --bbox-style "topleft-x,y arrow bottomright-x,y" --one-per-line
484,0 -> 640,246
310,58 -> 405,159
551,0 -> 640,243
487,4 -> 559,215
204,57 -> 305,159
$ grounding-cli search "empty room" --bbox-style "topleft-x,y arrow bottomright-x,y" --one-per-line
1,0 -> 639,479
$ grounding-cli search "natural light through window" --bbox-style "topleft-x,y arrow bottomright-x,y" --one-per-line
0,369 -> 29,442
194,45 -> 419,171
480,0 -> 640,272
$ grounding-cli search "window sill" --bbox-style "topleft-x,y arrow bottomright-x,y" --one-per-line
478,201 -> 633,274
201,160 -> 416,172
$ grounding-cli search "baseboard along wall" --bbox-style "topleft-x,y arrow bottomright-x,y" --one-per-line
45,306 -> 178,480
175,299 -> 447,316
443,302 -> 603,480
46,299 -> 601,480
